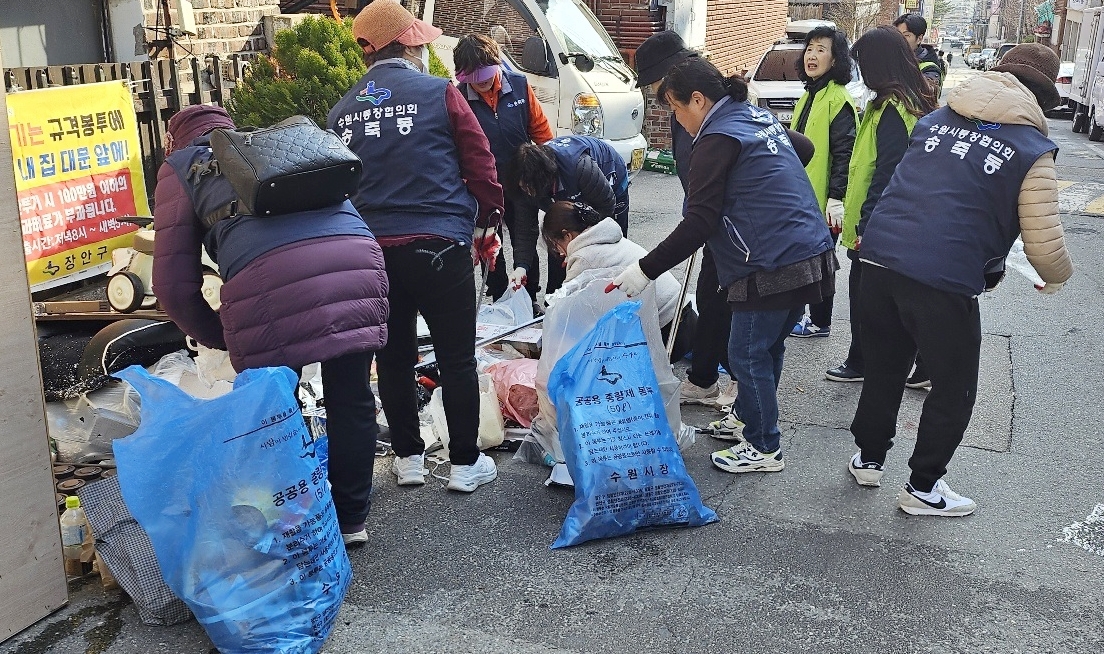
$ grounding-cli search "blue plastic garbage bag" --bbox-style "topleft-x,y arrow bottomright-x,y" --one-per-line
112,365 -> 351,654
549,301 -> 718,548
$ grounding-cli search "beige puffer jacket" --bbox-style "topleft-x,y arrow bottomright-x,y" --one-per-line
947,73 -> 1073,285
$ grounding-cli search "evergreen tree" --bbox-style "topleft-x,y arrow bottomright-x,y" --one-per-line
228,16 -> 452,128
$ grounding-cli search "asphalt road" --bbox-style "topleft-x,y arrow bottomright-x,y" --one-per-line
6,63 -> 1104,654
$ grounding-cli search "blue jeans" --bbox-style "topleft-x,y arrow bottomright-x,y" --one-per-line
729,306 -> 804,453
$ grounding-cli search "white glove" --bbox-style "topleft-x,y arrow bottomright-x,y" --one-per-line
604,262 -> 651,297
826,198 -> 845,233
1035,281 -> 1064,295
508,267 -> 528,289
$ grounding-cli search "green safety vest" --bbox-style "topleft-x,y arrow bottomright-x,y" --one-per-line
792,80 -> 858,213
841,98 -> 919,250
919,60 -> 946,83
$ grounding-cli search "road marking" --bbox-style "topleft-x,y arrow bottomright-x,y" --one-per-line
1057,180 -> 1104,215
1061,503 -> 1104,556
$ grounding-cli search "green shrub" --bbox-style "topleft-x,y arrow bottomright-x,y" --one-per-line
228,16 -> 453,128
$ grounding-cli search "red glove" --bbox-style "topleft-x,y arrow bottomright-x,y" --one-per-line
472,226 -> 501,271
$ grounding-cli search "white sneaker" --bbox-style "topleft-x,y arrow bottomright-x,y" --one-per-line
393,454 -> 428,486
848,452 -> 884,487
680,381 -> 720,405
710,440 -> 784,473
341,529 -> 368,546
715,383 -> 738,412
447,453 -> 498,492
696,412 -> 745,442
898,479 -> 976,516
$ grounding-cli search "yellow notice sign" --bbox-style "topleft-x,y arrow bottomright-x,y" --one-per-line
7,81 -> 150,290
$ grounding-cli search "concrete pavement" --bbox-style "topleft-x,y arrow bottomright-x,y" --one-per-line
6,77 -> 1104,654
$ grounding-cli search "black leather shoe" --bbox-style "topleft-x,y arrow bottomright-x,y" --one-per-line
825,365 -> 864,382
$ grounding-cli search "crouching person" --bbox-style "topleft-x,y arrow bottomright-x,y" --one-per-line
153,105 -> 390,546
847,44 -> 1073,515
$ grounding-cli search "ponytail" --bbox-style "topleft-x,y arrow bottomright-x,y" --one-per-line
658,57 -> 747,106
723,73 -> 749,102
542,201 -> 603,245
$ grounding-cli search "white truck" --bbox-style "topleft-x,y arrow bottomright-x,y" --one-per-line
1071,5 -> 1104,135
425,0 -> 648,174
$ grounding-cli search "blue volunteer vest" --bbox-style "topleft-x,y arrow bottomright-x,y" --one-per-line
461,69 -> 532,182
861,107 -> 1057,296
546,135 -> 629,213
328,60 -> 478,244
165,141 -> 371,281
696,98 -> 832,287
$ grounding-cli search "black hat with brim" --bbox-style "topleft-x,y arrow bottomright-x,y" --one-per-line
635,31 -> 697,88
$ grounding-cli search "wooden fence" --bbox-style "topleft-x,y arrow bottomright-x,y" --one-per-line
3,55 -> 256,199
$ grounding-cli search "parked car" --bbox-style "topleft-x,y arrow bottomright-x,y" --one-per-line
745,19 -> 869,127
993,42 -> 1017,65
1048,61 -> 1077,118
972,48 -> 996,69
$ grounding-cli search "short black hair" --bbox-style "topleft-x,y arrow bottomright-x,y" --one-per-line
513,143 -> 558,199
893,13 -> 927,38
796,25 -> 853,86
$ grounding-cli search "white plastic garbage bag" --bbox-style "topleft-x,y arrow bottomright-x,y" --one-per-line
526,268 -> 685,470
477,286 -> 534,326
422,374 -> 505,458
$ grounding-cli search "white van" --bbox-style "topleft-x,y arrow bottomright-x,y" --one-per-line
424,0 -> 648,174
1072,6 -> 1104,135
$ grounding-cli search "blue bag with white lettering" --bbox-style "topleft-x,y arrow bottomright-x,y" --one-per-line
113,365 -> 350,654
549,301 -> 718,548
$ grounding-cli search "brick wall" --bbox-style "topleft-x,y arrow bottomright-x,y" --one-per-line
705,0 -> 789,74
143,0 -> 282,57
642,86 -> 672,150
432,0 -> 539,66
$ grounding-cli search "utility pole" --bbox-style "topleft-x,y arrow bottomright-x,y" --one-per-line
1017,0 -> 1025,42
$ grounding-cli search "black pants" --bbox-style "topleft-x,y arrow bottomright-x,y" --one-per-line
687,247 -> 733,388
377,241 -> 481,466
844,252 -> 864,372
319,350 -> 378,531
849,266 -> 981,492
660,302 -> 697,364
807,231 -> 841,328
487,196 -> 540,301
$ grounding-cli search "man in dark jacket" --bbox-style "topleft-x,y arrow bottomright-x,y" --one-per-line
153,105 -> 390,546
895,14 -> 946,99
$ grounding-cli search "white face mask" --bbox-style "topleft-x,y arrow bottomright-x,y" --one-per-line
419,45 -> 431,72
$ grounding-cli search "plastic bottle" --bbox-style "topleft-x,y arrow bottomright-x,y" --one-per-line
59,496 -> 88,577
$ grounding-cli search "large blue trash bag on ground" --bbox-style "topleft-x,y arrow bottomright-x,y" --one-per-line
549,301 -> 718,548
112,365 -> 351,654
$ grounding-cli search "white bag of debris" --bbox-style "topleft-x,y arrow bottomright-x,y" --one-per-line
521,268 -> 686,475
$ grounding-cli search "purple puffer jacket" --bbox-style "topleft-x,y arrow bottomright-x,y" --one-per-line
152,105 -> 388,371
